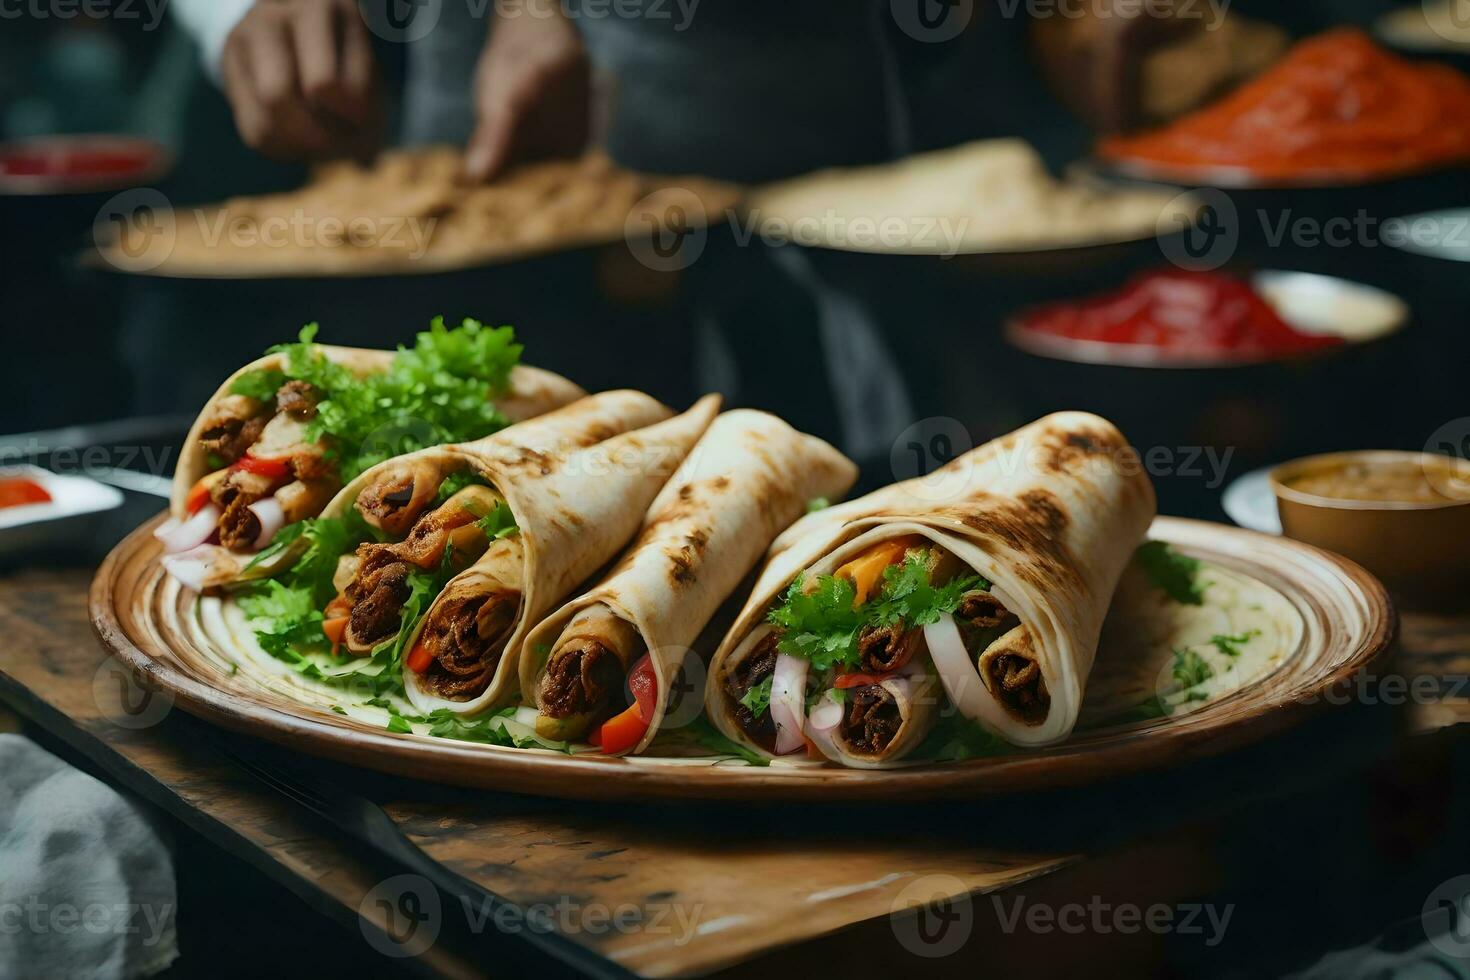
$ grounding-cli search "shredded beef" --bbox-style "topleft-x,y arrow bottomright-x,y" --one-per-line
841,685 -> 902,754
726,633 -> 779,750
347,561 -> 412,647
540,644 -> 624,719
857,622 -> 923,674
986,654 -> 1050,724
417,592 -> 519,700
958,592 -> 1010,629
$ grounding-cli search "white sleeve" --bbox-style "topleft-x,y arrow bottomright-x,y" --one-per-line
171,0 -> 258,81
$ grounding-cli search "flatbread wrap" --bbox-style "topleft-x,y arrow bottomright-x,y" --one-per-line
706,412 -> 1156,768
157,320 -> 584,589
398,394 -> 724,715
519,410 -> 858,754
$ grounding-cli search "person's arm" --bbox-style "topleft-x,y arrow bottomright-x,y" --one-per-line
464,0 -> 590,182
177,0 -> 384,162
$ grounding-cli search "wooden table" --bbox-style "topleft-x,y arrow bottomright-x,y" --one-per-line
3,565 -> 1468,978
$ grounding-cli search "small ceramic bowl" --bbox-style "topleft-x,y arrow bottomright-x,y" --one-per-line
1270,450 -> 1470,609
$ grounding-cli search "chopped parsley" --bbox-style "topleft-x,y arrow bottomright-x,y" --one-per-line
1136,541 -> 1204,605
739,676 -> 773,717
1171,647 -> 1214,689
229,318 -> 522,484
1210,630 -> 1259,658
475,501 -> 519,541
919,713 -> 1011,762
689,717 -> 771,766
767,550 -> 987,672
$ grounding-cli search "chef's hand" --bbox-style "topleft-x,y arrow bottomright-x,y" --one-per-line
464,0 -> 591,182
220,0 -> 383,161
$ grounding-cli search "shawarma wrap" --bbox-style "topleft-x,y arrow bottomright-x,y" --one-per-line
396,394 -> 724,715
706,412 -> 1156,768
157,321 -> 584,590
518,410 -> 858,754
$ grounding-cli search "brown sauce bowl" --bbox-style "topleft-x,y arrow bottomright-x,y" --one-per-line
1271,450 -> 1470,610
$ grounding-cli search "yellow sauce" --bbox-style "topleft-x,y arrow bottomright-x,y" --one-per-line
1289,458 -> 1470,503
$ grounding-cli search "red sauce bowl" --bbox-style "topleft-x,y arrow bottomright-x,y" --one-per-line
0,135 -> 171,196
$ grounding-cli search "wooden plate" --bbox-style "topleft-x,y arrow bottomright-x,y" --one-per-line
90,515 -> 1395,802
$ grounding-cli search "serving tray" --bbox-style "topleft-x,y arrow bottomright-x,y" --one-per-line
90,515 -> 1394,802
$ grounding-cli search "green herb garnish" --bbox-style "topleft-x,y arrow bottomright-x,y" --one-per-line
1210,630 -> 1259,658
1171,647 -> 1214,689
767,550 -> 987,672
475,501 -> 519,541
739,676 -> 774,718
1136,541 -> 1204,605
229,318 -> 522,484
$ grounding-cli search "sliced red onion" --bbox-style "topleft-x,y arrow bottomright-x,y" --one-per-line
770,653 -> 808,755
248,496 -> 286,549
808,690 -> 844,733
161,546 -> 214,591
155,503 -> 221,554
805,713 -> 841,762
924,613 -> 1013,733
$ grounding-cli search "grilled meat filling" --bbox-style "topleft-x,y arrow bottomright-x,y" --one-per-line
539,643 -> 624,719
958,591 -> 1009,629
985,653 -> 1050,724
415,591 -> 520,699
346,560 -> 413,649
198,395 -> 268,464
857,622 -> 923,675
355,457 -> 451,537
841,684 -> 902,754
275,380 -> 319,418
726,632 -> 779,751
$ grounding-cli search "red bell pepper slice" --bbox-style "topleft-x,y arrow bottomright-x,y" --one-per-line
231,454 -> 291,481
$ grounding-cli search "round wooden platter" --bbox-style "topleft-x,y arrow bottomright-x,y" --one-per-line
90,514 -> 1395,803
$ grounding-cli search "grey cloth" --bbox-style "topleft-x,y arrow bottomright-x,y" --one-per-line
0,736 -> 178,980
401,0 -> 486,147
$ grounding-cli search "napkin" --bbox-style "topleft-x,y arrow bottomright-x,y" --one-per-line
0,736 -> 178,979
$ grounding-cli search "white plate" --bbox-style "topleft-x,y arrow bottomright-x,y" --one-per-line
0,465 -> 124,556
1222,466 -> 1281,535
